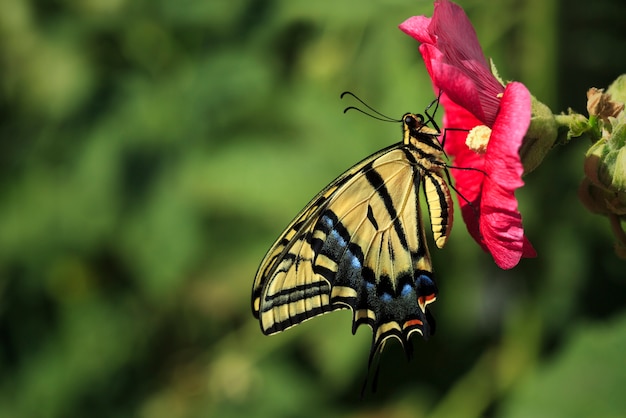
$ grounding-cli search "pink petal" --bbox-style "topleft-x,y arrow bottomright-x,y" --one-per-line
400,0 -> 504,126
441,85 -> 536,267
427,0 -> 504,124
480,82 -> 533,268
440,93 -> 484,192
418,44 -> 482,118
440,94 -> 487,250
523,237 -> 537,258
428,0 -> 486,65
399,15 -> 433,43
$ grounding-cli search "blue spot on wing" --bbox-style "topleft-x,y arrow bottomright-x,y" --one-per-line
320,214 -> 334,229
349,253 -> 361,269
415,274 -> 435,289
401,283 -> 413,297
330,229 -> 346,248
416,274 -> 434,287
415,274 -> 437,296
314,211 -> 369,297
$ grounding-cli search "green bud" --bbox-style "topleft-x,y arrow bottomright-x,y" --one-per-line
578,177 -> 613,215
614,147 -> 626,190
585,116 -> 626,191
519,95 -> 558,175
584,137 -> 609,187
580,76 -> 626,258
606,74 -> 626,105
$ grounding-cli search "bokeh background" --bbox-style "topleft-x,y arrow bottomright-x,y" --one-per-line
1,0 -> 626,417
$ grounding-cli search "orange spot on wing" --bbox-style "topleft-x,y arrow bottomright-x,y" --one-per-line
403,319 -> 423,329
418,293 -> 437,308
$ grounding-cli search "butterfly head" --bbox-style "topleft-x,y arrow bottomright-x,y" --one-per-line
402,113 -> 442,150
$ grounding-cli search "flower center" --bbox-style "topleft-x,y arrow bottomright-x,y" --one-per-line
465,125 -> 492,154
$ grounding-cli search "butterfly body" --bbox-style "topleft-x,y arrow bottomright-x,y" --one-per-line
252,113 -> 453,360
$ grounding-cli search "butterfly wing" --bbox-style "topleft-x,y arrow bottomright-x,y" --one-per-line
252,143 -> 447,357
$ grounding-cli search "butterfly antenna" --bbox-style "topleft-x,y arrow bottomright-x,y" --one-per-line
341,91 -> 399,122
342,106 -> 400,122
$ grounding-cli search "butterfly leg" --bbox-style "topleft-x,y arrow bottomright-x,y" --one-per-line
423,90 -> 443,132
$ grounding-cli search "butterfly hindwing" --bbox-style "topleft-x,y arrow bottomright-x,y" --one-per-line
424,172 -> 454,249
252,113 -> 452,360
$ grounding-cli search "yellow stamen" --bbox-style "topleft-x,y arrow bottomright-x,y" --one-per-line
465,125 -> 492,154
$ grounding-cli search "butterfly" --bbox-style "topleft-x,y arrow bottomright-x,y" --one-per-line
252,94 -> 453,365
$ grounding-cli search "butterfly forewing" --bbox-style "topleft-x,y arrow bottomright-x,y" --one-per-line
251,145 -> 395,330
252,112 -> 453,360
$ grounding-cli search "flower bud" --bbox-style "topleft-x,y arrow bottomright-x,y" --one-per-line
519,95 -> 558,174
606,74 -> 626,105
587,87 -> 624,123
583,115 -> 626,197
580,75 -> 626,258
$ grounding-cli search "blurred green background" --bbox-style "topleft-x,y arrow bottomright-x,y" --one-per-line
1,0 -> 625,417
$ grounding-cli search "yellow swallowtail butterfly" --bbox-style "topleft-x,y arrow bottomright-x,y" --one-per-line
252,94 -> 453,364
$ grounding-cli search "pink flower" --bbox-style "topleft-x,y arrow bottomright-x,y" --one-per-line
400,0 -> 536,269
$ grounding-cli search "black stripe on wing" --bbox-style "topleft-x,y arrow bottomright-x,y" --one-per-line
364,165 -> 409,249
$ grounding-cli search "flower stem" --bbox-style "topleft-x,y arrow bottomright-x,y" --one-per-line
554,112 -> 598,145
